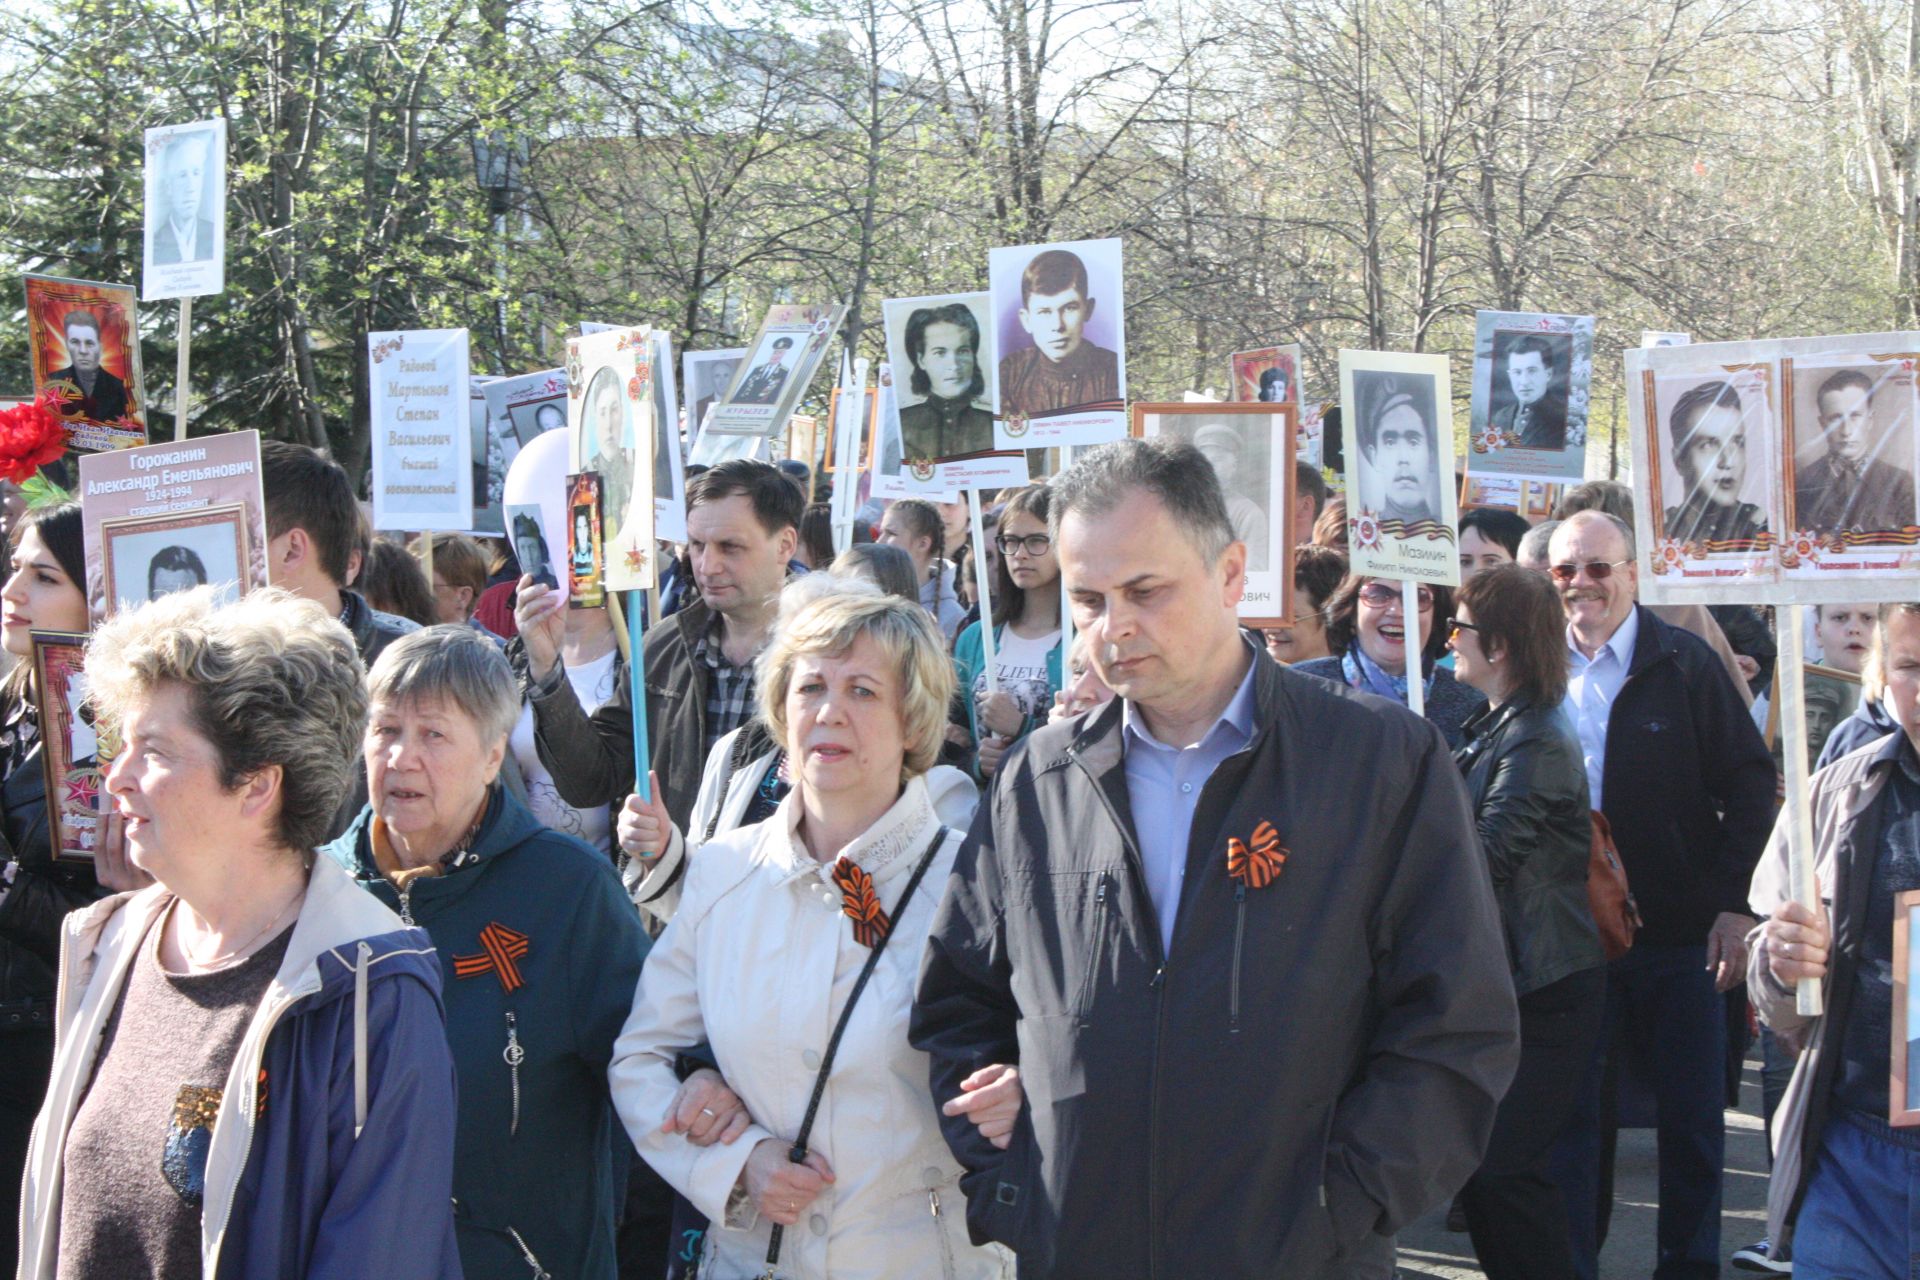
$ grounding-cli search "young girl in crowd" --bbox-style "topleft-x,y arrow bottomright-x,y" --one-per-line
877,498 -> 965,640
0,504 -> 107,1272
953,485 -> 1063,780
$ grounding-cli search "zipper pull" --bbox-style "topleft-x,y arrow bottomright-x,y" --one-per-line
1235,883 -> 1247,904
929,1188 -> 942,1218
397,884 -> 414,927
503,1011 -> 524,1137
1150,966 -> 1166,990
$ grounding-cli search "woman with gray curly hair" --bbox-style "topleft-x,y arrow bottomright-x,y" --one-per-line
327,624 -> 649,1280
608,578 -> 1009,1279
17,587 -> 461,1280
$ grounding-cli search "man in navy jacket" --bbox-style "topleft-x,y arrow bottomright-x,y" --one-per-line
1550,510 -> 1775,1279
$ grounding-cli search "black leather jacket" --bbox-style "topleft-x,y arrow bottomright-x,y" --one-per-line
0,736 -> 105,1030
1453,696 -> 1605,997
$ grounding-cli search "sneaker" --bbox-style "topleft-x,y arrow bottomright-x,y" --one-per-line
1731,1238 -> 1792,1273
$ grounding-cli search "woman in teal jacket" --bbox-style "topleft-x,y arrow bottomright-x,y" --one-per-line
329,625 -> 650,1280
952,484 -> 1064,780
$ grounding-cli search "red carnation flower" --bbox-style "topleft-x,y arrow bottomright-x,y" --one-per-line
0,391 -> 68,485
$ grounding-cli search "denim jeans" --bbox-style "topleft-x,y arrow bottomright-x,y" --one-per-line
1557,942 -> 1728,1280
1794,1109 -> 1920,1279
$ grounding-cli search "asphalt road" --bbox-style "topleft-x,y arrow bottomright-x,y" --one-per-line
1397,1058 -> 1772,1278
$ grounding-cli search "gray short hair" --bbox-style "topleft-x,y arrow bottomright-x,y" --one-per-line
1552,509 -> 1636,559
1517,519 -> 1560,568
367,625 -> 520,746
86,586 -> 368,856
1050,437 -> 1235,564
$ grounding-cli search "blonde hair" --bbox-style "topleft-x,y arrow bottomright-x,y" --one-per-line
758,577 -> 955,776
86,586 -> 368,855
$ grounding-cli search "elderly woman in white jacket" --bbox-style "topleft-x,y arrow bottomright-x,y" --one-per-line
616,572 -> 979,925
608,580 -> 1010,1279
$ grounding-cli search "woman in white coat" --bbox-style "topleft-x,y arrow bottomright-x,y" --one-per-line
607,580 -> 1010,1279
616,571 -> 979,926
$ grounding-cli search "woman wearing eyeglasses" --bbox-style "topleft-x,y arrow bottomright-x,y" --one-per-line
952,486 -> 1062,781
1292,575 -> 1486,746
1445,563 -> 1606,1280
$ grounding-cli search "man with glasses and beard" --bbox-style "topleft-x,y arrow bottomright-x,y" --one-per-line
1662,380 -> 1768,545
1547,510 -> 1774,1280
1796,368 -> 1918,534
899,302 -> 995,462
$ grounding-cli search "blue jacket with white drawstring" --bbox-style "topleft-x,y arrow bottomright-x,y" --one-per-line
17,854 -> 463,1279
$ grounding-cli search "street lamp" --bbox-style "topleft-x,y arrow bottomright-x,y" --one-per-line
471,131 -> 529,374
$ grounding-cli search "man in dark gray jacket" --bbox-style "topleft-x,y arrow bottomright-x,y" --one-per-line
912,437 -> 1520,1278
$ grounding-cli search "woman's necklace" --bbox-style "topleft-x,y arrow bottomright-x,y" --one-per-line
173,885 -> 305,972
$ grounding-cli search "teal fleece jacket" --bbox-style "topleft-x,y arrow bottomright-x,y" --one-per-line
327,787 -> 650,1280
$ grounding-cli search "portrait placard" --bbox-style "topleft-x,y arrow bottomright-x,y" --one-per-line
682,347 -> 747,439
688,430 -> 765,467
78,430 -> 267,621
566,472 -> 605,609
100,504 -> 250,617
501,427 -> 572,604
504,503 -> 559,595
1780,349 -> 1920,584
988,237 -> 1127,447
568,327 -> 656,591
367,328 -> 472,531
1467,310 -> 1595,483
823,388 -> 874,473
1230,345 -> 1301,408
1297,400 -> 1327,470
1132,403 -> 1296,626
1770,662 -> 1861,778
1630,351 -> 1778,590
878,297 -> 1025,493
480,367 -> 567,534
583,324 -> 686,543
25,274 -> 147,453
704,305 -> 846,438
1339,350 -> 1459,586
870,367 -> 959,502
1890,886 -> 1920,1125
32,632 -> 104,863
141,118 -> 226,301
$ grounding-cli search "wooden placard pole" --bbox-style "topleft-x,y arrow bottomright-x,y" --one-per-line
830,357 -> 869,553
970,488 -> 998,693
421,530 -> 435,596
1404,577 -> 1426,719
174,297 -> 193,441
1058,444 -> 1075,664
1776,602 -> 1822,1017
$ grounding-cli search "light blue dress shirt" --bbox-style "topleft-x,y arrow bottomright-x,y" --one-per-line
1565,605 -> 1639,810
1121,658 -> 1261,956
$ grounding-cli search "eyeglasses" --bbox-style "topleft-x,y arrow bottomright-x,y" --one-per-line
1547,559 -> 1632,584
1448,620 -> 1482,640
995,533 -> 1053,557
1358,582 -> 1433,608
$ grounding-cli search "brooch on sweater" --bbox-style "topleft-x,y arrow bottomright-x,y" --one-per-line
1226,820 -> 1288,890
832,858 -> 891,948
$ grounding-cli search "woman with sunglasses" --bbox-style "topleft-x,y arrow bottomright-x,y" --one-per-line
1293,575 -> 1485,746
1445,563 -> 1606,1280
952,486 -> 1062,780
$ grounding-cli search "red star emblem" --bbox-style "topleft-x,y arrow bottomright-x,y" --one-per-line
63,772 -> 98,808
624,547 -> 647,572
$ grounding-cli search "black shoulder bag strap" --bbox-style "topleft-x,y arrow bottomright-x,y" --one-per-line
759,825 -> 949,1277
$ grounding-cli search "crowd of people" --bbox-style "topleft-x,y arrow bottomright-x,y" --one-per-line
0,431 -> 1905,1279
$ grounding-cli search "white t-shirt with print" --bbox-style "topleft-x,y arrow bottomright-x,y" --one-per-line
974,627 -> 1060,730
